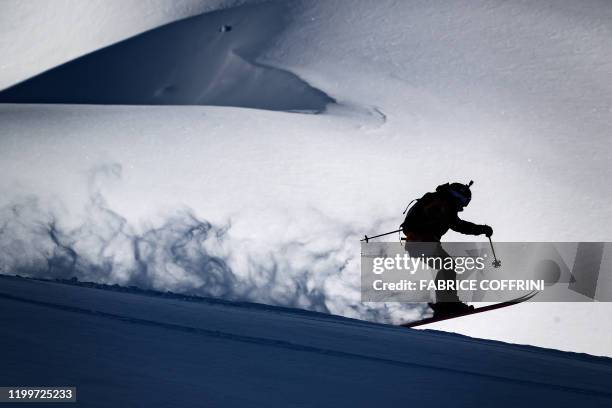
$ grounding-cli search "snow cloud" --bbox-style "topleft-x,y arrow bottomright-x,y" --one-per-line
0,162 -> 424,324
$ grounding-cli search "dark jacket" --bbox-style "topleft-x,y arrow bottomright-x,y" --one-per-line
401,191 -> 486,242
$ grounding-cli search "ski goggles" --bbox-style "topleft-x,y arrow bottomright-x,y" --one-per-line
449,189 -> 471,206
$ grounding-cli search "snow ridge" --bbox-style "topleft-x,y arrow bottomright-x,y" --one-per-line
0,2 -> 334,112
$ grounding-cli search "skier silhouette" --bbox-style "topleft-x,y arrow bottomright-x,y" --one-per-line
401,181 -> 493,318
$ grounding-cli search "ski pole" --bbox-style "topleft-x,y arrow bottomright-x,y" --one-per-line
488,236 -> 501,268
361,228 -> 402,243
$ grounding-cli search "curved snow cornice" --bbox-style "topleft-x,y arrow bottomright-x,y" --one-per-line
0,1 -> 335,112
0,0 -> 235,90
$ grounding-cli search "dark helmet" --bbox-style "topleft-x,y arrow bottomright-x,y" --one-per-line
437,180 -> 473,207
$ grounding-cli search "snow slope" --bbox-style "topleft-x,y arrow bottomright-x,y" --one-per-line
0,1 -> 334,111
1,275 -> 611,407
1,0 -> 611,355
0,0 -> 249,91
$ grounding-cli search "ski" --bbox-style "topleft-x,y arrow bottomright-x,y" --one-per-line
401,291 -> 539,328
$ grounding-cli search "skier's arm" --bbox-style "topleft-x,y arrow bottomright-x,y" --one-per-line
450,217 -> 493,236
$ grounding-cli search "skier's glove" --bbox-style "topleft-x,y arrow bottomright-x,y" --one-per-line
481,225 -> 493,237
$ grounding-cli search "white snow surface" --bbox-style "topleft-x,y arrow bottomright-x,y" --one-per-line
1,275 -> 611,407
1,0 -> 612,355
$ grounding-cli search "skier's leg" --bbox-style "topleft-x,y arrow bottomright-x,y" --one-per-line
432,244 -> 461,303
404,241 -> 461,303
431,245 -> 474,316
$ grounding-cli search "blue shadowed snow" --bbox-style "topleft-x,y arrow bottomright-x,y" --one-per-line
1,275 -> 611,407
0,2 -> 334,112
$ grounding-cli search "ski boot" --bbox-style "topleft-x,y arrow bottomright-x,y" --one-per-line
428,301 -> 474,319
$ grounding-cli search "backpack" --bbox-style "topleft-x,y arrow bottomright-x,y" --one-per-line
400,192 -> 439,235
